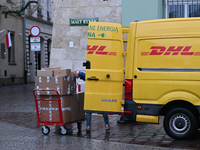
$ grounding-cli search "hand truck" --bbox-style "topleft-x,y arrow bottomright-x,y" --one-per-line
33,88 -> 83,135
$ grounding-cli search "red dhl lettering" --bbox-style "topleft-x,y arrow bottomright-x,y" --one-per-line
87,45 -> 117,56
141,46 -> 200,56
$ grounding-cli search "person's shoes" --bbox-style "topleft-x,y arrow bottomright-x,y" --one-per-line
105,124 -> 110,130
86,125 -> 91,133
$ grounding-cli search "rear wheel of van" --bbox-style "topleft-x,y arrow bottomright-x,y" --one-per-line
163,107 -> 198,140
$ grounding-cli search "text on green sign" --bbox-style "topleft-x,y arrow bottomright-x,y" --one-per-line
88,25 -> 118,33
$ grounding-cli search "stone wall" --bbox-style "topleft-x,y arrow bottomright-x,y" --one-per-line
50,0 -> 122,72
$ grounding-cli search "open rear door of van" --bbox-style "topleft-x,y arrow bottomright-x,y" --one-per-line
84,22 -> 124,114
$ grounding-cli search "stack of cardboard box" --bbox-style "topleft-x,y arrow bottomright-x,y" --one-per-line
35,68 -> 85,123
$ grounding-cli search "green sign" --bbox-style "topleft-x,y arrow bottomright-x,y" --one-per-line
70,18 -> 98,26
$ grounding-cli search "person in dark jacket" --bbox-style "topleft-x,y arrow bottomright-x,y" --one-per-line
73,71 -> 110,133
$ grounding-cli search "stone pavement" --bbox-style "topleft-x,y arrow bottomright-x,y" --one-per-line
0,83 -> 200,150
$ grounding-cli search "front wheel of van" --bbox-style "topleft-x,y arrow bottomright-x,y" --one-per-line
163,108 -> 198,140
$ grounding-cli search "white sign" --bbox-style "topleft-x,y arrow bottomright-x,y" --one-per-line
30,37 -> 40,43
69,41 -> 74,48
31,43 -> 41,51
30,26 -> 41,37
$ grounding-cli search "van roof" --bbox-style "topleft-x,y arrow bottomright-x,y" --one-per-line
133,17 -> 200,38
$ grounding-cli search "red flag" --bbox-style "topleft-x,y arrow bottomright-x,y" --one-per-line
6,32 -> 12,49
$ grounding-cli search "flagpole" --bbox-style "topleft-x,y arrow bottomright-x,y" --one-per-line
0,29 -> 5,33
23,0 -> 27,84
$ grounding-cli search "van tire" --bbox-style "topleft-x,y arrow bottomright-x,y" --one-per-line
163,107 -> 198,140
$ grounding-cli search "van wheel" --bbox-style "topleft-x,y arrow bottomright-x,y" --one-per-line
163,108 -> 198,140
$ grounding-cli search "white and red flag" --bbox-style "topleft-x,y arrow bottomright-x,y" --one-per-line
6,32 -> 12,49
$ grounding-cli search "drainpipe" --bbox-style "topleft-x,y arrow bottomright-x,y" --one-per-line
23,0 -> 27,84
165,0 -> 168,18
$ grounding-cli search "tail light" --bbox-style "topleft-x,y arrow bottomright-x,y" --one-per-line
125,80 -> 133,100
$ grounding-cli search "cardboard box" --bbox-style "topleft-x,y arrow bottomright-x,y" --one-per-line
78,93 -> 85,120
37,70 -> 54,77
39,95 -> 72,108
38,94 -> 85,123
70,93 -> 85,122
40,109 -> 71,123
35,76 -> 75,95
35,76 -> 54,95
70,76 -> 76,94
35,76 -> 48,88
41,67 -> 61,71
39,95 -> 71,123
54,69 -> 71,77
37,67 -> 63,77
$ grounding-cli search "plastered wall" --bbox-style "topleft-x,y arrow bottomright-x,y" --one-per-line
50,0 -> 122,72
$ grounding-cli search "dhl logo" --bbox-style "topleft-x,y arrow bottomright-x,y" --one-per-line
87,45 -> 117,56
141,46 -> 200,56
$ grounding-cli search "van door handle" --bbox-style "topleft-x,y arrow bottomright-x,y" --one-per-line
87,78 -> 99,81
83,61 -> 91,69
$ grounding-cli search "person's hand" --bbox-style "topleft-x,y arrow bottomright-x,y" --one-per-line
72,71 -> 79,78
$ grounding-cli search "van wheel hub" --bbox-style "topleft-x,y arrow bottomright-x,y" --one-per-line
175,118 -> 185,129
170,113 -> 190,135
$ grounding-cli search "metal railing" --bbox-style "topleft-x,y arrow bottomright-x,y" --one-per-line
166,0 -> 200,18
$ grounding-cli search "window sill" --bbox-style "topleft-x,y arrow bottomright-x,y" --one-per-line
9,62 -> 16,65
37,14 -> 43,19
47,17 -> 51,22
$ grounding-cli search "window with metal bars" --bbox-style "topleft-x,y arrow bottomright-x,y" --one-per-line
166,0 -> 200,18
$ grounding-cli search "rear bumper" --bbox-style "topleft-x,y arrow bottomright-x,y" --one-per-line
84,110 -> 121,114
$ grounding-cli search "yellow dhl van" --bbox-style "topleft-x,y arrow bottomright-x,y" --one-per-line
83,17 -> 200,140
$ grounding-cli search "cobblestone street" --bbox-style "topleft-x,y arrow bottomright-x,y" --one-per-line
0,83 -> 200,149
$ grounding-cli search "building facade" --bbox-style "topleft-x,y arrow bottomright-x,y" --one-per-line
0,0 -> 24,86
0,0 -> 54,86
122,0 -> 200,26
122,0 -> 165,26
25,0 -> 54,83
